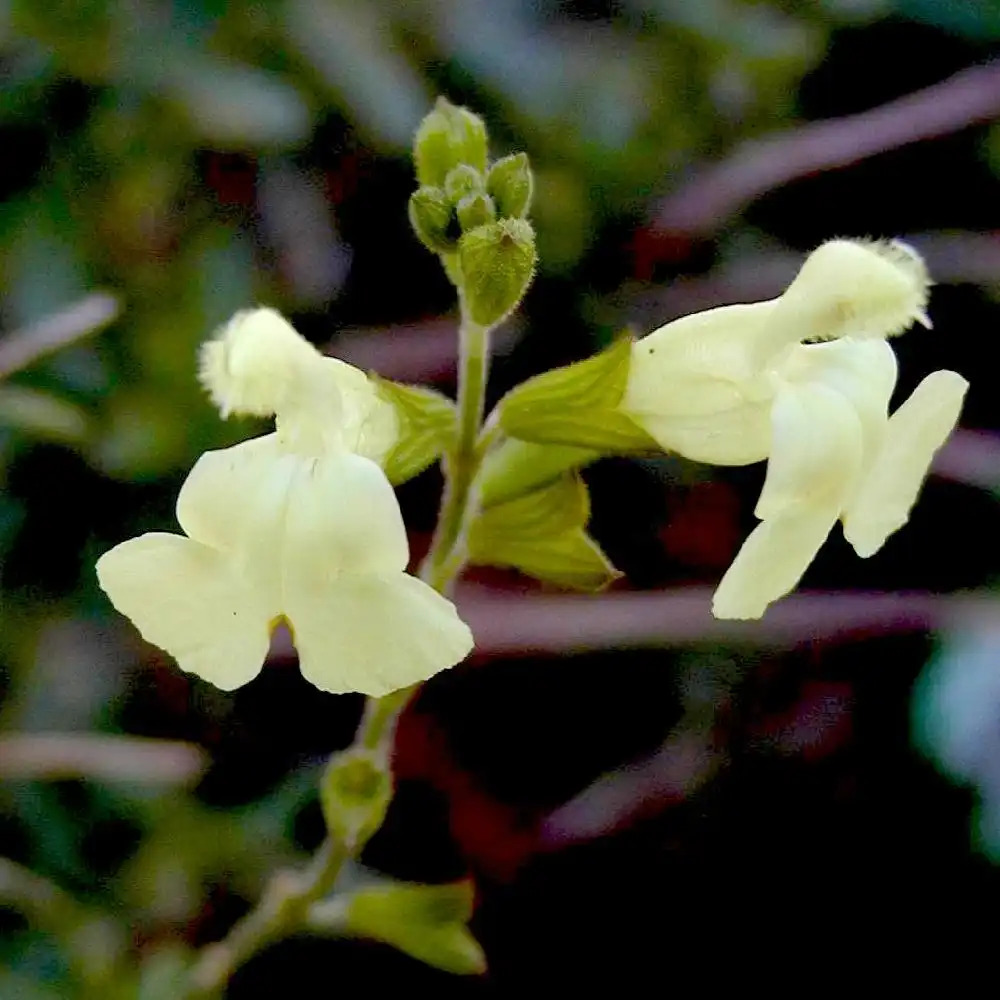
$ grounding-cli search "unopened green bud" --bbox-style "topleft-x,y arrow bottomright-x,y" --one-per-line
487,152 -> 533,218
458,218 -> 537,326
408,186 -> 456,254
320,749 -> 391,851
444,164 -> 484,205
456,192 -> 495,232
413,97 -> 488,188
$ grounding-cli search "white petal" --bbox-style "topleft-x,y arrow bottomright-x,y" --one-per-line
783,338 -> 897,468
754,380 -> 864,521
281,452 -> 409,582
176,434 -> 292,559
319,358 -> 399,463
625,302 -> 777,419
199,308 -> 322,418
751,239 -> 930,368
96,533 -> 272,690
842,369 -> 968,557
285,572 -> 474,696
630,399 -> 772,465
712,504 -> 840,620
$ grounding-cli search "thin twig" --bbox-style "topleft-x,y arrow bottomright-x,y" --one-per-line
652,61 -> 1000,236
0,733 -> 208,786
0,292 -> 120,379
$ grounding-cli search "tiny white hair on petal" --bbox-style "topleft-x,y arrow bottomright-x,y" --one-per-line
198,307 -> 322,418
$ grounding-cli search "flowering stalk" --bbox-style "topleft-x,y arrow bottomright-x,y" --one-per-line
421,303 -> 492,594
184,295 -> 495,1000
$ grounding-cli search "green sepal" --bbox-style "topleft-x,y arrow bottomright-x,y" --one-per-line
456,192 -> 496,232
346,880 -> 486,976
320,749 -> 391,852
458,218 -> 537,327
468,473 -> 620,591
444,164 -> 484,204
374,377 -> 457,485
497,336 -> 661,452
487,152 -> 532,218
414,98 -> 488,188
408,186 -> 456,254
478,437 -> 599,508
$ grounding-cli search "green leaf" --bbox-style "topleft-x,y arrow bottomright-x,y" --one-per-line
346,881 -> 486,976
373,377 -> 456,485
468,473 -> 619,591
0,385 -> 90,444
497,335 -> 661,452
159,54 -> 311,149
478,437 -> 599,508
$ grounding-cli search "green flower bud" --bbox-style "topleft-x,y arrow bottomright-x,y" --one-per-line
444,164 -> 484,204
456,192 -> 496,232
320,749 -> 391,851
487,152 -> 533,218
458,218 -> 537,326
413,97 -> 488,188
408,186 -> 456,254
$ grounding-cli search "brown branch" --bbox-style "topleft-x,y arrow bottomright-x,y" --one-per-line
0,733 -> 208,786
0,292 -> 120,379
652,61 -> 1000,237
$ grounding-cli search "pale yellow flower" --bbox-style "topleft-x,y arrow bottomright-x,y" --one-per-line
621,239 -> 968,619
97,309 -> 473,695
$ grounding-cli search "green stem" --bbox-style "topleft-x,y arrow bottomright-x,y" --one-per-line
420,304 -> 491,594
184,299 -> 494,1000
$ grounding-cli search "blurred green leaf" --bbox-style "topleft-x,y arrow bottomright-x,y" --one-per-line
158,53 -> 312,150
343,880 -> 486,976
0,385 -> 90,444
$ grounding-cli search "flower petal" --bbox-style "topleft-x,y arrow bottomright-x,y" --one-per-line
754,380 -> 864,521
176,434 -> 292,558
712,504 -> 841,620
625,302 -> 777,419
96,533 -> 272,690
842,369 -> 968,558
285,572 -> 474,695
783,337 -> 897,469
319,358 -> 398,464
281,452 -> 409,582
629,399 -> 772,465
750,239 -> 930,368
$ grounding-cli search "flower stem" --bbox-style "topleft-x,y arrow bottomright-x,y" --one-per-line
420,302 -> 491,594
183,300 -> 494,999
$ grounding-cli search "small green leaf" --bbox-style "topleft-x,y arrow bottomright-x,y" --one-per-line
373,377 -> 456,485
0,385 -> 90,444
469,474 -> 619,591
346,881 -> 486,976
497,336 -> 660,452
478,437 -> 599,508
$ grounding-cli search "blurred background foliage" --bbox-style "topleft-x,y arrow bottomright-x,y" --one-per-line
2,0 -> 1000,996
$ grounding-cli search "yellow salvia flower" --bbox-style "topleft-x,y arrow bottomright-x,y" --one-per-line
96,308 -> 473,695
621,239 -> 968,620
